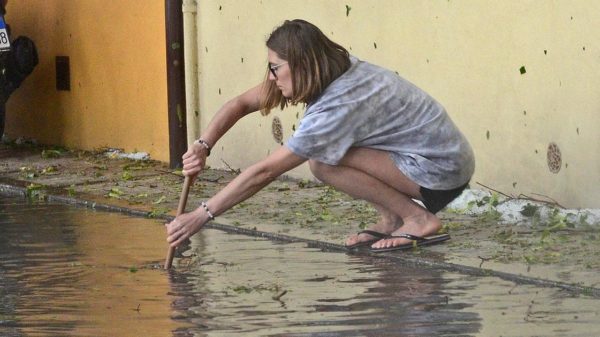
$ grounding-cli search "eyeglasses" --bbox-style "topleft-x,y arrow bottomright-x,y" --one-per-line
268,61 -> 288,78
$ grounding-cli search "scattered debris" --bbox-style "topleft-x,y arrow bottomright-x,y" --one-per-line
104,148 -> 150,161
272,290 -> 287,301
447,188 -> 600,227
221,159 -> 241,175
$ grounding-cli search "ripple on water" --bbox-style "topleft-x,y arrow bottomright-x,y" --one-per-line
1,196 -> 599,337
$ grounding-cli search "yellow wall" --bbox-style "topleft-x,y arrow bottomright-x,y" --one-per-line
193,0 -> 600,208
4,0 -> 170,161
4,1 -> 599,208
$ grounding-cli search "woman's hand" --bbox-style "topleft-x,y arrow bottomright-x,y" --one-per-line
165,208 -> 208,248
182,142 -> 209,178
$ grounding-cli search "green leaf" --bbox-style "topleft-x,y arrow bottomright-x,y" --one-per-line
232,285 -> 253,294
67,185 -> 76,197
489,193 -> 499,207
148,207 -> 169,218
24,184 -> 46,200
121,171 -> 134,181
41,166 -> 58,175
41,149 -> 62,159
520,204 -> 539,217
519,66 -> 526,74
107,187 -> 124,199
153,195 -> 167,204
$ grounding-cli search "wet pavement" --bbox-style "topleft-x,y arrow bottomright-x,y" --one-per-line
1,142 -> 600,298
2,196 -> 599,336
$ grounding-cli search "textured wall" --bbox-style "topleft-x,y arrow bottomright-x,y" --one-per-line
4,1 -> 598,208
194,0 -> 599,208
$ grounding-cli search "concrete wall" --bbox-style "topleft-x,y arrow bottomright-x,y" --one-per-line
193,0 -> 599,208
4,0 -> 170,161
3,1 -> 598,208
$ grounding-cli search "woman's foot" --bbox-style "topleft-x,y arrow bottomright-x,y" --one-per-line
345,209 -> 402,247
370,212 -> 442,250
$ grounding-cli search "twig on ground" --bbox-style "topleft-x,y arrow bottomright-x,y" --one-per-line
517,194 -> 565,209
530,193 -> 565,209
272,290 -> 288,301
478,256 -> 492,268
221,159 -> 241,175
476,182 -> 514,199
476,182 -> 565,209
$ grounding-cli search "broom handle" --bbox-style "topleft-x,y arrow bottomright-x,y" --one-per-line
164,176 -> 192,269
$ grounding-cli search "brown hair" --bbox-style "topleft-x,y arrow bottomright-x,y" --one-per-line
260,19 -> 351,115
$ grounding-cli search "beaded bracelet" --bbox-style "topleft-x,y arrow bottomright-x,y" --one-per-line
194,138 -> 211,156
200,201 -> 215,220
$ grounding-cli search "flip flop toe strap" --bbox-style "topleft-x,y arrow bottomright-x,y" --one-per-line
357,230 -> 389,239
386,233 -> 426,241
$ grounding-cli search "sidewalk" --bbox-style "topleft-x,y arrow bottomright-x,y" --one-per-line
1,142 -> 599,297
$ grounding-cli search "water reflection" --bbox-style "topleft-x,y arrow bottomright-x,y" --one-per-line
168,231 -> 481,336
1,196 -> 599,337
0,197 -> 177,336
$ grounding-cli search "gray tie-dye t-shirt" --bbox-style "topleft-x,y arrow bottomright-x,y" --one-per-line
286,57 -> 475,190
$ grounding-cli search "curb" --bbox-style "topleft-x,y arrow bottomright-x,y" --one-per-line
2,182 -> 599,298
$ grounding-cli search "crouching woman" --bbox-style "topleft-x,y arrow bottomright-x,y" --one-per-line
166,19 -> 475,253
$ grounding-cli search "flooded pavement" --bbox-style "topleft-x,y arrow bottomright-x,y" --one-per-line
1,196 -> 600,336
0,143 -> 600,298
2,143 -> 600,294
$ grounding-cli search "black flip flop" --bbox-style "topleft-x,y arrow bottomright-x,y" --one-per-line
370,233 -> 450,253
346,230 -> 389,249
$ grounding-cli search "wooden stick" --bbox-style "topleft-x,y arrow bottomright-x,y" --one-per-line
475,181 -> 514,199
164,176 -> 192,269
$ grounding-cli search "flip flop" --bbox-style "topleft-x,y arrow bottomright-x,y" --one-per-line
346,230 -> 389,249
370,233 -> 450,253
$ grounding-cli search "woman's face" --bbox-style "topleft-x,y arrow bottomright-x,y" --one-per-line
267,49 -> 292,98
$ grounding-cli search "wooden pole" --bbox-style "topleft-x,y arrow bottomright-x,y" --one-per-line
164,176 -> 192,269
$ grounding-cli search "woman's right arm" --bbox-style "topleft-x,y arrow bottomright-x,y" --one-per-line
182,83 -> 264,176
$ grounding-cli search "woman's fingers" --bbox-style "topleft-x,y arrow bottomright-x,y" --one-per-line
182,156 -> 199,169
165,211 -> 205,247
182,156 -> 204,174
182,144 -> 208,177
166,220 -> 188,246
182,167 -> 200,177
167,234 -> 185,248
165,219 -> 180,238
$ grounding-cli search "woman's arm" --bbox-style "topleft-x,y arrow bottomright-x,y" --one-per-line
166,146 -> 307,247
183,83 -> 264,176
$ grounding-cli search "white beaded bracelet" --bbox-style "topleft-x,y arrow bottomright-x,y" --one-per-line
193,138 -> 211,156
200,201 -> 215,220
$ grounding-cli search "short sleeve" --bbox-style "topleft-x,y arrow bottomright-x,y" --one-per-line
286,105 -> 361,165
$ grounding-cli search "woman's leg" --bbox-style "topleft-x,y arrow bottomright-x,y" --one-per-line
309,147 -> 442,249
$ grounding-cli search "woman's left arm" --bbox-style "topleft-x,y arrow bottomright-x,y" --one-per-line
166,146 -> 306,247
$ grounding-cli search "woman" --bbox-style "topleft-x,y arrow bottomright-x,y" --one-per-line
166,19 -> 474,253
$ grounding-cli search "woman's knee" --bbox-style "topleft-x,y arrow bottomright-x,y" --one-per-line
308,159 -> 335,181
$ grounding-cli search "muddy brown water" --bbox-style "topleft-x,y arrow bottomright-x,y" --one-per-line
1,196 -> 599,336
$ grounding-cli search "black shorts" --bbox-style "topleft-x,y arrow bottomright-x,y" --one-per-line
420,182 -> 469,214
